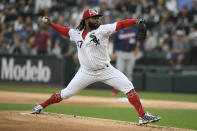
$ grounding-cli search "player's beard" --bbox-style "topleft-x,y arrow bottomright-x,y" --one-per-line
88,21 -> 101,30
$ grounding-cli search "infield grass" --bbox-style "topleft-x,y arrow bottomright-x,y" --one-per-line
0,85 -> 197,102
0,103 -> 197,130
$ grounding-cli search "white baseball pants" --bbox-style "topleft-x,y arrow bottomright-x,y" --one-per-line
60,64 -> 134,99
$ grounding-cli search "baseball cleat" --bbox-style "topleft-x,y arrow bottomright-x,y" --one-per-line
32,104 -> 43,114
139,112 -> 160,125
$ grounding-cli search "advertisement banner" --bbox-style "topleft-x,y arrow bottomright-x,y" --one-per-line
0,55 -> 66,86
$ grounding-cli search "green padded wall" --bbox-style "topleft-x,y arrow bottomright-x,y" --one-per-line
173,74 -> 197,92
133,72 -> 144,90
145,73 -> 173,92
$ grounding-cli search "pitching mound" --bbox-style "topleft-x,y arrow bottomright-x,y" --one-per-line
1,91 -> 197,109
0,111 -> 191,131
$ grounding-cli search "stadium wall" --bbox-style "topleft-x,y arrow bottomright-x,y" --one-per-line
0,55 -> 197,92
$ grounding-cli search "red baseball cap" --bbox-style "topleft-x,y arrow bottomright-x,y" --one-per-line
82,9 -> 103,20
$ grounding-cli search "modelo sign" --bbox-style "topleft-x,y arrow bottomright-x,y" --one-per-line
1,58 -> 51,82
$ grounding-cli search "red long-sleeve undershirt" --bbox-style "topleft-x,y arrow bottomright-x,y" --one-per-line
116,19 -> 138,31
50,19 -> 137,39
51,23 -> 70,38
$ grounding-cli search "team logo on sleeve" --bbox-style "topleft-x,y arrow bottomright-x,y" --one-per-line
90,33 -> 100,46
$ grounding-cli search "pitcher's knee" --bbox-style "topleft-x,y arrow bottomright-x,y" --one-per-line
60,89 -> 75,99
119,85 -> 134,95
115,80 -> 134,95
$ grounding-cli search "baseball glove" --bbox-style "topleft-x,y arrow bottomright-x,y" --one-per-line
136,18 -> 147,40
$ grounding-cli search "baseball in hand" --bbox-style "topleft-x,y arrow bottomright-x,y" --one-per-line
42,17 -> 49,24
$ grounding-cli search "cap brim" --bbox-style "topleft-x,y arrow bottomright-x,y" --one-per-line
96,14 -> 103,17
83,14 -> 103,20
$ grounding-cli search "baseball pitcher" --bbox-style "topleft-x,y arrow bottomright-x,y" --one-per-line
32,9 -> 160,124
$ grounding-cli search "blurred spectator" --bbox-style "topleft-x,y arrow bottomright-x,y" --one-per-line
188,26 -> 197,64
24,0 -> 35,17
35,0 -> 52,15
0,23 -> 8,39
170,30 -> 190,67
2,22 -> 14,46
3,0 -> 18,22
26,24 -> 36,53
18,22 -> 29,41
165,0 -> 178,13
18,0 -> 27,16
140,0 -> 151,14
152,9 -> 174,47
9,31 -> 28,54
0,39 -> 8,53
114,0 -> 128,13
99,2 -> 113,24
192,0 -> 197,12
102,11 -> 112,24
147,8 -> 160,28
144,29 -> 157,54
32,24 -> 51,55
62,0 -> 77,7
0,1 -> 6,23
70,7 -> 83,27
25,16 -> 38,31
14,16 -> 24,31
99,2 -> 110,14
158,33 -> 173,60
177,0 -> 193,11
48,38 -> 61,57
10,37 -> 23,54
127,0 -> 138,14
176,5 -> 193,34
99,0 -> 114,9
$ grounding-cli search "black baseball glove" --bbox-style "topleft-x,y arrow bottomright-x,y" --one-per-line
136,18 -> 147,40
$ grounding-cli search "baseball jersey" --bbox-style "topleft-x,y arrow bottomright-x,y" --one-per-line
69,23 -> 117,70
113,26 -> 137,52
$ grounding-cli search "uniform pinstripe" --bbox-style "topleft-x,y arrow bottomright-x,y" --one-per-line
60,23 -> 134,98
32,13 -> 160,124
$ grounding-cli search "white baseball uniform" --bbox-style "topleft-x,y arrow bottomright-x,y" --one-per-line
60,23 -> 134,99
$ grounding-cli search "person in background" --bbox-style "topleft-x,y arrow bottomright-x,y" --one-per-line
112,25 -> 139,95
170,30 -> 190,67
14,15 -> 24,31
188,26 -> 197,65
144,29 -> 157,55
48,38 -> 62,57
0,37 -> 8,54
32,23 -> 51,55
10,37 -> 23,54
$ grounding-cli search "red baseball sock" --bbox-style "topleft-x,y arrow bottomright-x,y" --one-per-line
126,89 -> 145,117
41,92 -> 63,108
112,89 -> 119,95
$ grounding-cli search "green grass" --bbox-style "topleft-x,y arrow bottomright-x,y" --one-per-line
1,86 -> 197,102
0,103 -> 197,130
78,89 -> 197,102
0,86 -> 60,94
1,86 -> 197,130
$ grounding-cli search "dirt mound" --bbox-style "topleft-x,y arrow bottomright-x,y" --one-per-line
0,111 -> 192,131
1,91 -> 197,109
